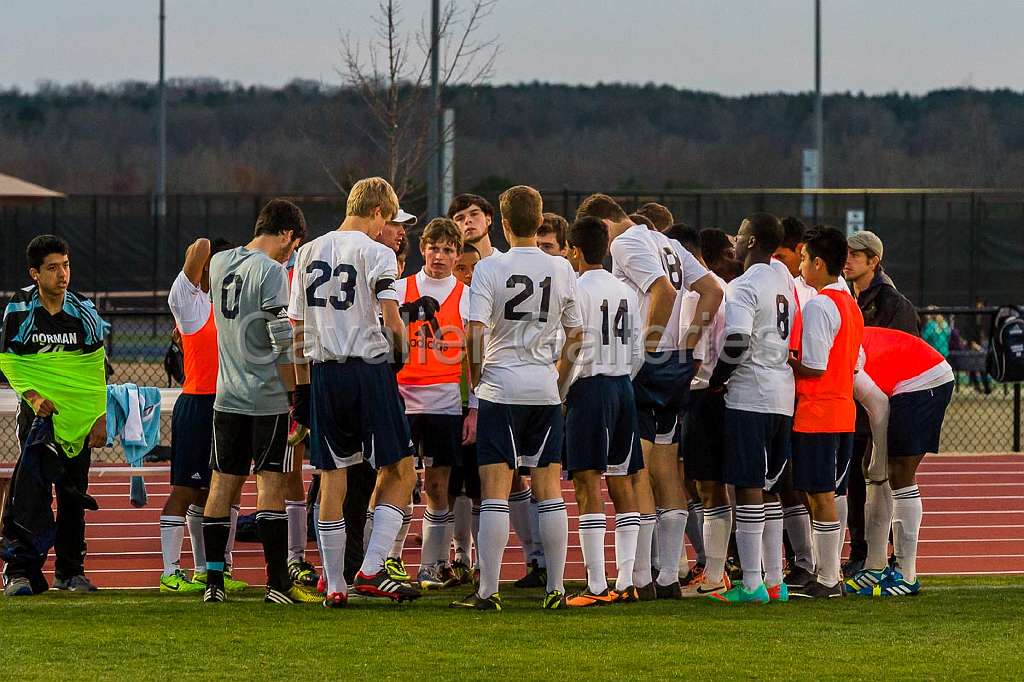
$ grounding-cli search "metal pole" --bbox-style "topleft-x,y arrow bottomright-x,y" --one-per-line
814,0 -> 824,187
157,0 -> 166,216
426,0 -> 441,218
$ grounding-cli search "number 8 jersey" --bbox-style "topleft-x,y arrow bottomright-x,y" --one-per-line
468,246 -> 582,405
287,230 -> 399,362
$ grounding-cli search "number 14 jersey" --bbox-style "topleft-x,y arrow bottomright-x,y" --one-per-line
468,246 -> 581,405
287,230 -> 399,362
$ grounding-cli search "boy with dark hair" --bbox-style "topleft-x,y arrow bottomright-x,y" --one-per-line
536,212 -> 569,257
449,194 -> 499,258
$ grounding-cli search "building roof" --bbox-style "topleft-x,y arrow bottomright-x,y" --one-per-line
0,173 -> 64,202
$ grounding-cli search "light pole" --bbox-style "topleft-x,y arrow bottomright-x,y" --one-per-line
426,0 -> 441,218
814,0 -> 823,187
157,0 -> 166,217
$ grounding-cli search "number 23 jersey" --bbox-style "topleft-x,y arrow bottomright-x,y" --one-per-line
287,230 -> 399,362
468,246 -> 582,405
723,260 -> 796,416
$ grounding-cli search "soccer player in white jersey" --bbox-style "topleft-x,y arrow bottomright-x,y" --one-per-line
288,177 -> 420,607
576,194 -> 723,600
451,185 -> 583,611
561,216 -> 645,607
706,213 -> 796,604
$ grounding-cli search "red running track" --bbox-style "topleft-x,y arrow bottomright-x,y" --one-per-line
17,454 -> 1024,589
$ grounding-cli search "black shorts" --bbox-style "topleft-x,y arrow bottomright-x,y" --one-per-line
211,410 -> 290,476
476,400 -> 562,470
888,382 -> 954,457
309,359 -> 413,471
565,375 -> 643,476
632,349 -> 695,445
171,393 -> 215,488
409,412 -> 463,468
792,432 -> 854,495
723,408 -> 792,491
449,409 -> 481,499
681,388 -> 726,483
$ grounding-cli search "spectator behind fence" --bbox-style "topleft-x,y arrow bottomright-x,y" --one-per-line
922,311 -> 951,358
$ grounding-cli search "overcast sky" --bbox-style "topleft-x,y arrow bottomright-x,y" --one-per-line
5,0 -> 1024,95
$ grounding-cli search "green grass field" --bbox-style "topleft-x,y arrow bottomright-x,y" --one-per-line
3,578 -> 1024,680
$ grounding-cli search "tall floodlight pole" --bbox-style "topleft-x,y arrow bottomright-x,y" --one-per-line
814,0 -> 823,187
157,0 -> 167,216
426,0 -> 441,217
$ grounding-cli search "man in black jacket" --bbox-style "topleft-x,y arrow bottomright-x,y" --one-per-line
842,231 -> 920,576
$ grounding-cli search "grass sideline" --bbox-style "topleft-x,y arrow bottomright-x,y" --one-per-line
2,577 -> 1024,680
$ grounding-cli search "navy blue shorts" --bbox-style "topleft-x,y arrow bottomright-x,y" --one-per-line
632,349 -> 695,445
680,388 -> 726,483
888,382 -> 954,457
565,375 -> 643,476
723,408 -> 792,491
792,432 -> 855,495
476,400 -> 562,470
170,393 -> 214,488
309,359 -> 413,471
409,412 -> 463,468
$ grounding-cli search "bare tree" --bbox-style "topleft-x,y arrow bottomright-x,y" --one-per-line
336,0 -> 499,200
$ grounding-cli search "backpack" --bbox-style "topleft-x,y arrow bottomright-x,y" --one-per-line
163,328 -> 185,387
986,305 -> 1024,383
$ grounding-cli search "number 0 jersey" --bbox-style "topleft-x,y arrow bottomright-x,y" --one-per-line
722,260 -> 796,416
468,246 -> 581,405
287,230 -> 399,362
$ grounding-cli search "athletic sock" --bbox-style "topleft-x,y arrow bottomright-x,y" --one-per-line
578,513 -> 608,594
471,503 -> 481,567
285,499 -> 307,564
812,519 -> 842,587
761,501 -> 785,586
735,504 -> 766,592
362,508 -> 373,553
651,510 -> 661,573
159,515 -> 186,576
360,504 -> 405,576
508,488 -> 534,567
226,504 -> 240,572
421,507 -> 450,566
633,513 -> 656,587
318,518 -> 348,595
477,499 -> 510,599
453,496 -> 472,564
613,512 -> 640,591
529,495 -> 546,567
312,502 -> 322,559
702,505 -> 732,584
782,504 -> 814,572
255,510 -> 290,591
186,504 -> 206,574
686,500 -> 706,566
655,508 -> 687,587
389,506 -> 413,559
864,481 -> 894,570
536,498 -> 568,593
892,485 -> 923,582
835,494 -> 849,562
201,515 -> 231,589
443,510 -> 456,565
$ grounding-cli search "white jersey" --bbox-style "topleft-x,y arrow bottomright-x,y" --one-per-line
681,271 -> 728,390
610,225 -> 710,351
168,271 -> 212,336
570,269 -> 644,386
469,246 -> 582,405
792,274 -> 818,312
287,230 -> 399,362
723,260 -> 796,415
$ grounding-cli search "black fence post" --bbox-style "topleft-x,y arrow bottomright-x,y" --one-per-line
1014,383 -> 1021,453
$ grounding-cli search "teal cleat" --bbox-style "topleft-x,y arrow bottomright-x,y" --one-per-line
708,582 -> 770,604
866,570 -> 921,597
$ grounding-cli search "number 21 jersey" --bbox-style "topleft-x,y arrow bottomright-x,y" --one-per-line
287,230 -> 399,362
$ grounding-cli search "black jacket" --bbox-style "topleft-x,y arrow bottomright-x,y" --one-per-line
854,268 -> 919,336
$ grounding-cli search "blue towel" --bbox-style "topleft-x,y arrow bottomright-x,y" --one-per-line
106,383 -> 162,466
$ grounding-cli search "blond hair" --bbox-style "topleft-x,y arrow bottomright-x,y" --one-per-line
347,177 -> 399,220
420,218 -> 464,252
499,185 -> 544,238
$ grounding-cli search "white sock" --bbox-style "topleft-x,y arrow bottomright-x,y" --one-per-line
471,503 -> 481,567
613,512 -> 640,591
312,502 -> 322,562
186,504 -> 206,574
633,513 -> 656,587
702,504 -> 732,584
783,504 -> 814,572
537,498 -> 568,593
892,485 -> 923,582
651,510 -> 661,572
509,488 -> 534,567
477,499 -> 510,599
655,508 -> 687,587
529,495 -> 546,566
362,509 -> 374,553
835,494 -> 849,562
812,519 -> 842,586
421,507 -> 449,566
686,500 -> 706,566
578,513 -> 607,594
359,504 -> 405,576
453,496 -> 472,564
159,515 -> 186,576
226,504 -> 240,571
318,518 -> 348,595
286,499 -> 306,564
761,501 -> 784,586
864,481 -> 894,570
736,504 -> 766,591
389,506 -> 413,559
443,510 -> 455,565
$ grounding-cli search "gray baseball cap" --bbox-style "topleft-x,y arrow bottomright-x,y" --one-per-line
848,230 -> 883,260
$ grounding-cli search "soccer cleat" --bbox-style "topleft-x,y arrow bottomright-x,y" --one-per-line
655,581 -> 682,600
317,575 -> 327,595
542,590 -> 566,609
417,562 -> 450,591
450,591 -> 502,610
845,568 -> 888,594
265,586 -> 296,604
160,569 -> 205,594
203,584 -> 226,603
708,582 -> 771,604
680,563 -> 706,589
223,572 -> 249,592
384,557 -> 411,583
353,570 -> 421,602
766,582 -> 789,602
683,573 -> 731,598
790,580 -> 844,599
287,583 -> 323,604
566,588 -> 617,607
866,571 -> 920,597
288,559 -> 319,587
53,574 -> 98,592
784,565 -> 815,588
3,577 -> 33,597
323,591 -> 348,608
611,585 -> 639,603
636,582 -> 658,601
513,560 -> 547,589
449,559 -> 472,586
